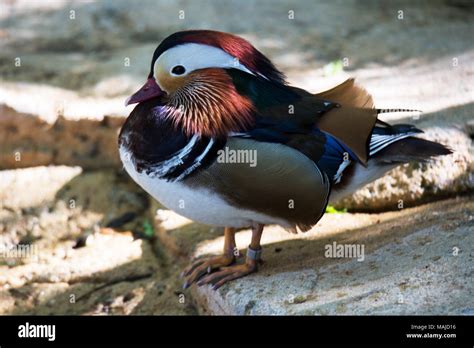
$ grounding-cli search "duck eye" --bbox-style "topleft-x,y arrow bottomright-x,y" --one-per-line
171,65 -> 186,75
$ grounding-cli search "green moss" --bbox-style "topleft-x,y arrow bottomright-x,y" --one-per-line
323,60 -> 344,77
142,219 -> 154,239
325,205 -> 347,214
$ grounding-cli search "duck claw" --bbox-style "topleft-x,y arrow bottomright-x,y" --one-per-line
197,260 -> 258,290
182,254 -> 236,288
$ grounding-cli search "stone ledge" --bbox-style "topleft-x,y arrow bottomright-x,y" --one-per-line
189,197 -> 473,315
0,103 -> 125,170
334,127 -> 473,211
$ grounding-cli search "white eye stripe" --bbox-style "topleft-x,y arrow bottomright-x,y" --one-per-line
155,43 -> 256,77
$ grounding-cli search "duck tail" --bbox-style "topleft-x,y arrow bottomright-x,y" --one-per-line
370,123 -> 452,163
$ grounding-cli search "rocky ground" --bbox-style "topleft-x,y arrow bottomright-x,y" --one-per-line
0,0 -> 473,315
191,197 -> 473,315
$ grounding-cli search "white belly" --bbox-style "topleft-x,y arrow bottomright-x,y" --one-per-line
119,147 -> 290,228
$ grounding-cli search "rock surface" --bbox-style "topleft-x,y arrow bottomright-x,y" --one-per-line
0,166 -> 196,315
334,127 -> 473,211
0,102 -> 124,170
189,197 -> 473,315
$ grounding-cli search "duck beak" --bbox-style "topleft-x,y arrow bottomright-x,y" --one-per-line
125,78 -> 164,106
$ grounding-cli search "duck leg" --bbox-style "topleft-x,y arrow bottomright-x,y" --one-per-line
197,223 -> 264,290
182,227 -> 238,288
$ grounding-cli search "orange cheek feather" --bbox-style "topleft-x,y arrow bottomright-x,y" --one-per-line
156,69 -> 187,94
164,69 -> 255,138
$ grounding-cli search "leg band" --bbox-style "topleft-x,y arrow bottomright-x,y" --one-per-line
246,246 -> 262,261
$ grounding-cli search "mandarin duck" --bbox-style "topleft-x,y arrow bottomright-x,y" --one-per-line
119,30 -> 451,289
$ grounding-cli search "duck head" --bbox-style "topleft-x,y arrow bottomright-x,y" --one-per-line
125,30 -> 286,137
